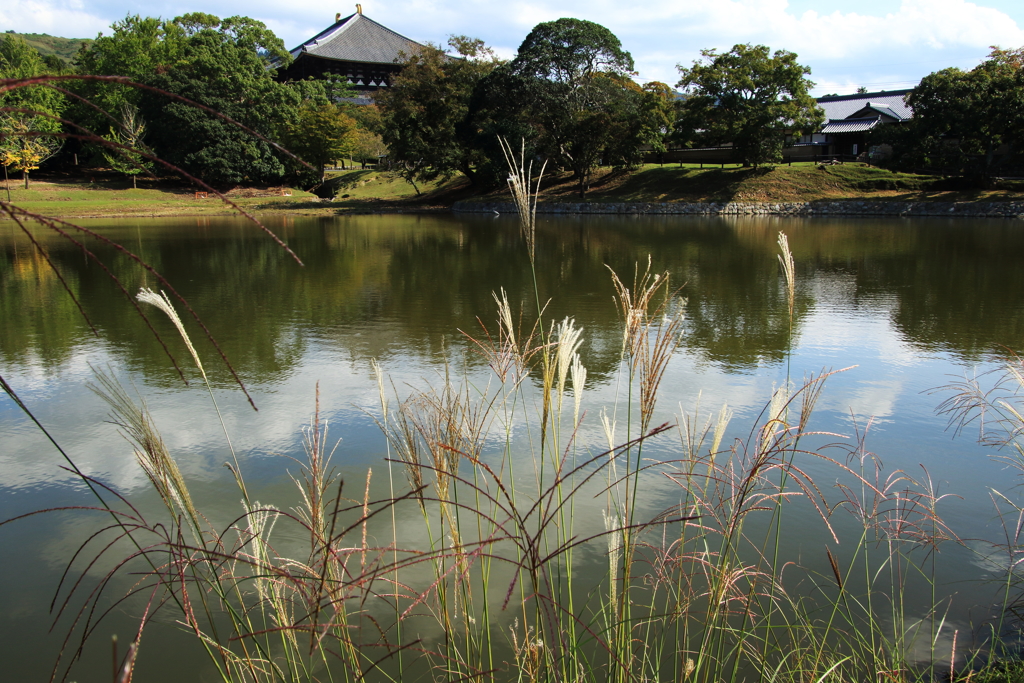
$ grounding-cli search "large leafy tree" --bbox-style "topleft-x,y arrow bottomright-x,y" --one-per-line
73,15 -> 187,116
602,79 -> 676,168
375,35 -> 501,186
281,102 -> 357,181
675,44 -> 822,167
504,18 -> 636,197
138,14 -> 297,185
0,35 -> 66,188
897,47 -> 1024,181
74,13 -> 345,186
347,105 -> 387,166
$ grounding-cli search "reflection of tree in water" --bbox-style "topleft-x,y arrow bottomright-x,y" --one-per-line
866,221 -> 1024,360
757,218 -> 1024,361
674,224 -> 804,369
0,239 -> 89,368
3,215 -> 1023,387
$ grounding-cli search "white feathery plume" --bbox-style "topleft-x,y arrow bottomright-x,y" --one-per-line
602,508 -> 623,612
710,402 -> 732,463
493,288 -> 517,356
571,352 -> 586,428
242,500 -> 280,602
137,286 -> 247,501
371,358 -> 388,416
137,287 -> 206,380
777,231 -> 795,323
553,317 -> 583,403
761,383 -> 790,455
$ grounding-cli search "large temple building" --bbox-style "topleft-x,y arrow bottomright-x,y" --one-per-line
276,6 -> 424,99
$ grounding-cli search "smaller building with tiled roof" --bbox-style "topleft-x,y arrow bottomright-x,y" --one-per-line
820,117 -> 886,135
791,89 -> 914,159
276,7 -> 424,95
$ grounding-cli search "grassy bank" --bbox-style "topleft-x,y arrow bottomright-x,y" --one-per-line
5,163 -> 1024,219
0,174 -> 323,218
0,169 -> 459,219
477,161 -> 1024,204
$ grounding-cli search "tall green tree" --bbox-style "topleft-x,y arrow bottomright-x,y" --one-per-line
71,15 -> 188,132
504,18 -> 636,196
375,35 -> 501,186
602,79 -> 675,169
138,14 -> 297,185
102,103 -> 151,188
897,46 -> 1024,181
347,105 -> 387,166
675,44 -> 822,167
75,13 -> 345,185
282,102 -> 357,181
0,35 -> 66,188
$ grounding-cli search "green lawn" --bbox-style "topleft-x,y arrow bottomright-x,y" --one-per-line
1,176 -> 326,218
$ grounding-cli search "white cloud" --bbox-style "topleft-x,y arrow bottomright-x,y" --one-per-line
2,0 -> 1021,93
780,0 -> 1023,57
362,0 -> 1024,89
622,0 -> 1024,84
0,0 -> 110,38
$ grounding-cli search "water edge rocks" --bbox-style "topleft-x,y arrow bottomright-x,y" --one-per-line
452,200 -> 1024,219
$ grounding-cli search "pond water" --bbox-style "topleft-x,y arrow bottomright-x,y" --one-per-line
2,213 -> 1023,681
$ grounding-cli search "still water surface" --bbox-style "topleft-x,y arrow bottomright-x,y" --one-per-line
2,213 -> 1023,680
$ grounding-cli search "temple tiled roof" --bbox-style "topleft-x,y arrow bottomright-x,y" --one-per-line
288,13 -> 422,65
820,116 -> 883,134
817,90 -> 913,121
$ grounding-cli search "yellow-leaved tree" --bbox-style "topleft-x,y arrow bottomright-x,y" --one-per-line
0,35 -> 65,189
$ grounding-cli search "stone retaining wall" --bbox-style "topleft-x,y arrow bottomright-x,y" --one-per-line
452,200 -> 1024,218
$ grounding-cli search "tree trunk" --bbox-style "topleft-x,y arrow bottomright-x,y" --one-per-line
460,161 -> 477,187
577,171 -> 587,199
23,171 -> 29,190
133,174 -> 137,190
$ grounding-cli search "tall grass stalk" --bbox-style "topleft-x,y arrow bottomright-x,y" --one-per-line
936,351 -> 1024,666
497,137 -> 546,268
602,258 -> 684,682
137,287 -> 249,502
756,232 -> 799,677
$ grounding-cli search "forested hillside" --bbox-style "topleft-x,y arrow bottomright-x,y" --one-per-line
1,30 -> 92,63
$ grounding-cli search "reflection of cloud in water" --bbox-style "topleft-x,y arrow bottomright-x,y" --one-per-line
0,296 -> 922,549
3,347 -> 149,492
966,538 -> 1016,578
802,275 -> 908,355
800,304 -> 917,370
2,329 -> 454,494
787,272 -> 922,423
895,616 -> 966,667
822,378 -> 904,422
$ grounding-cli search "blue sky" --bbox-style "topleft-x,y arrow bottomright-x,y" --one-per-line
3,0 -> 1023,95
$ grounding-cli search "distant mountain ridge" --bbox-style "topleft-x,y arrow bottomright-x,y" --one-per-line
1,30 -> 93,62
